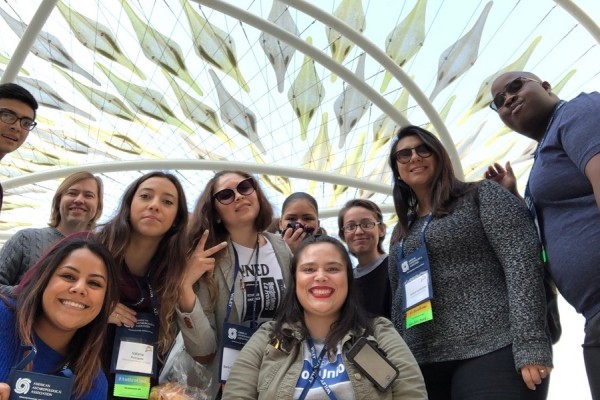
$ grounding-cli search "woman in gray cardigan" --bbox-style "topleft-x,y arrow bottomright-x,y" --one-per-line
177,170 -> 292,399
223,235 -> 427,399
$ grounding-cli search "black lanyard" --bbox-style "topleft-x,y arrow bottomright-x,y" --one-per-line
226,236 -> 260,329
126,269 -> 159,318
298,337 -> 337,400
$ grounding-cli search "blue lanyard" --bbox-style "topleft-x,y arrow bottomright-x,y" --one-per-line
524,100 -> 566,264
298,337 -> 337,400
398,214 -> 432,258
16,343 -> 74,378
225,238 -> 260,329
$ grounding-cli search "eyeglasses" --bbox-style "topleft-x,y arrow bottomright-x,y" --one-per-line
342,221 -> 381,232
393,143 -> 432,164
213,177 -> 256,205
489,77 -> 540,112
0,108 -> 37,131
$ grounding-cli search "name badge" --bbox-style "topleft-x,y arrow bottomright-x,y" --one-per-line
8,369 -> 73,400
397,246 -> 433,310
113,373 -> 151,399
111,312 -> 158,378
397,245 -> 434,328
219,323 -> 255,383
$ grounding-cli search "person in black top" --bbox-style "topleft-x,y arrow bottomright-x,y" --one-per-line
338,199 -> 391,318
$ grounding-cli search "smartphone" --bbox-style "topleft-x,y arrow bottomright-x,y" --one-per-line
283,221 -> 315,236
346,337 -> 399,392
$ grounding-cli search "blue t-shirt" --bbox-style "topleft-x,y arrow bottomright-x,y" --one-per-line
0,299 -> 108,399
293,340 -> 354,400
529,92 -> 600,320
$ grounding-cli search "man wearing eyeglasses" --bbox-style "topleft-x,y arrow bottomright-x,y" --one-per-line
0,82 -> 38,213
486,71 -> 600,399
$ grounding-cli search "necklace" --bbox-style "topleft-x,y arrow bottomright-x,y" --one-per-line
239,233 -> 260,291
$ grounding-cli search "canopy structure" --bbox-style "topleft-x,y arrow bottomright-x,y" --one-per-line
1,0 -> 599,236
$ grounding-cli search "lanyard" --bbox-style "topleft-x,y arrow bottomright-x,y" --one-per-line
127,271 -> 159,318
16,342 -> 74,378
298,337 -> 337,400
399,214 -> 432,258
524,100 -> 566,264
225,236 -> 260,329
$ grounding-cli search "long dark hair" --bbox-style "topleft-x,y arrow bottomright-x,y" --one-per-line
96,171 -> 189,355
271,235 -> 373,356
11,233 -> 119,396
188,171 -> 273,307
189,170 -> 273,253
388,125 -> 475,242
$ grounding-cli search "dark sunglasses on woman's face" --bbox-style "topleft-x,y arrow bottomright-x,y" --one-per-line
489,77 -> 540,112
213,177 -> 256,205
393,143 -> 433,164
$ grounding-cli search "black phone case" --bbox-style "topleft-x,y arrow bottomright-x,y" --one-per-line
347,337 -> 399,392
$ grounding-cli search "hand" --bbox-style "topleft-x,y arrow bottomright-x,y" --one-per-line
282,226 -> 307,253
0,383 -> 10,399
182,230 -> 228,287
484,161 -> 519,196
520,364 -> 552,390
109,302 -> 137,328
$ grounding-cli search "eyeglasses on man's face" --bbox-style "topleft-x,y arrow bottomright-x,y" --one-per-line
489,77 -> 540,112
0,108 -> 37,131
393,143 -> 432,164
213,177 -> 256,205
342,220 -> 381,232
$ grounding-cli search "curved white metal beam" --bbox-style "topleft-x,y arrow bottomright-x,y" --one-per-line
1,159 -> 393,195
193,1 -> 410,138
195,0 -> 463,179
275,0 -> 463,179
1,0 -> 58,83
554,0 -> 600,45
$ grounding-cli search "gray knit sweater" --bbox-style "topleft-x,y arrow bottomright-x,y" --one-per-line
389,180 -> 552,371
0,227 -> 64,294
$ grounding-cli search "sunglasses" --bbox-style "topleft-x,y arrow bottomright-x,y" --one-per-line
213,177 -> 256,205
489,77 -> 540,112
393,143 -> 433,164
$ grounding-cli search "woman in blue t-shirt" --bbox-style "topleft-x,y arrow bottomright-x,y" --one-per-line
222,235 -> 427,399
0,233 -> 119,399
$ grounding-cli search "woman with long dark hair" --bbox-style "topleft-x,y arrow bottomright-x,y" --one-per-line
96,171 -> 189,397
388,125 -> 553,399
0,234 -> 119,399
178,170 -> 292,399
222,235 -> 426,399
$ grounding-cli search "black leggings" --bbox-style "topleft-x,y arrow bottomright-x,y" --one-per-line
583,311 -> 600,400
419,345 -> 550,400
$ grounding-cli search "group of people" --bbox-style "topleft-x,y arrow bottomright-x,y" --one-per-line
0,68 -> 596,400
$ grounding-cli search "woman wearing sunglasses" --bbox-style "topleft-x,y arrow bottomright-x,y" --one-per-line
96,171 -> 190,399
178,170 -> 292,399
388,126 -> 553,399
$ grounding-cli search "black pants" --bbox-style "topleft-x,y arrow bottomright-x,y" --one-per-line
583,311 -> 600,400
420,345 -> 550,400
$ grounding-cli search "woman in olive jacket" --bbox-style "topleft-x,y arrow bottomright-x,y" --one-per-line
223,236 -> 426,400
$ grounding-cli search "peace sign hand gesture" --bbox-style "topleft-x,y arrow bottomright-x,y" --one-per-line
179,230 -> 227,312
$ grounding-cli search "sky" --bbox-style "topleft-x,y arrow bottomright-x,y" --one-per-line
0,1 -> 599,397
